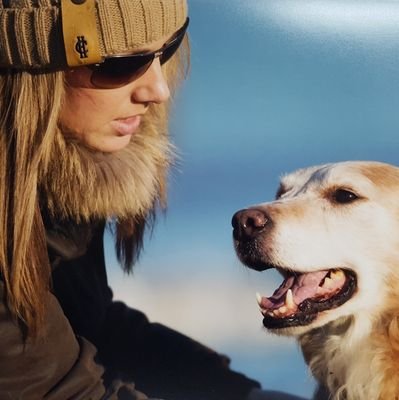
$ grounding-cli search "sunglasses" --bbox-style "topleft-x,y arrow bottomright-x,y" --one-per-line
88,17 -> 189,89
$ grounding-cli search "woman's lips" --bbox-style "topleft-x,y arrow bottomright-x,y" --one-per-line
111,115 -> 142,136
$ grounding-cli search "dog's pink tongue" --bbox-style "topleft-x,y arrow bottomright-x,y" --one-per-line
261,270 -> 329,309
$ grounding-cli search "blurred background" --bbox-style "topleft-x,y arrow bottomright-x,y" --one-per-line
106,1 -> 399,397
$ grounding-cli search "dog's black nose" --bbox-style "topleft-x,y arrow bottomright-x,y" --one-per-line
232,208 -> 270,240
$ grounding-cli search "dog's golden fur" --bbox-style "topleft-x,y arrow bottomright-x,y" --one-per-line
235,161 -> 399,400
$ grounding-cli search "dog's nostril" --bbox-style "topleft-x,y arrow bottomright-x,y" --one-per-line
231,211 -> 241,230
244,210 -> 268,231
232,208 -> 269,239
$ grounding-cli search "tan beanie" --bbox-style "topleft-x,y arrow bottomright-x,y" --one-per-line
0,0 -> 188,70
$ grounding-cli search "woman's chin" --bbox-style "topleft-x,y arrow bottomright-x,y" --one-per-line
85,135 -> 133,153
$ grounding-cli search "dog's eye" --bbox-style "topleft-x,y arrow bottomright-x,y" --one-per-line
332,189 -> 358,204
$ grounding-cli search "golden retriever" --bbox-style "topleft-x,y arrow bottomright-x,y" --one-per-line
232,161 -> 399,400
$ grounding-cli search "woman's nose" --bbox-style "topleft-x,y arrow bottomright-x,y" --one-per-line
131,58 -> 170,104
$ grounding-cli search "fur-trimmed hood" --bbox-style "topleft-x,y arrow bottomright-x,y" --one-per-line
39,109 -> 174,223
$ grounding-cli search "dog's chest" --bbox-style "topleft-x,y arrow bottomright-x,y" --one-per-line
300,326 -> 387,400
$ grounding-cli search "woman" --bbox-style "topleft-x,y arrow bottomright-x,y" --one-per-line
0,1 -> 308,399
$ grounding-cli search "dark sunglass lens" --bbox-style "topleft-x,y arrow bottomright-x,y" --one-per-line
160,19 -> 188,65
91,18 -> 189,88
160,38 -> 182,65
91,55 -> 153,88
161,34 -> 186,65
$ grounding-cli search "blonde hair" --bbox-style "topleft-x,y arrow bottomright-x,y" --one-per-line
0,37 -> 189,337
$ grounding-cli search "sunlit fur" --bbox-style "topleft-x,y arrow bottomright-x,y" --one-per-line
250,161 -> 399,399
0,37 -> 189,337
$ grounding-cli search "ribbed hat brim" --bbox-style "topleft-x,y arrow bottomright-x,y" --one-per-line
0,0 -> 188,69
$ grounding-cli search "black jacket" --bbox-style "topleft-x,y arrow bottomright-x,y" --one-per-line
48,218 -> 261,400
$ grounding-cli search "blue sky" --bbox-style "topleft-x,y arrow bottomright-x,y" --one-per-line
107,1 -> 399,397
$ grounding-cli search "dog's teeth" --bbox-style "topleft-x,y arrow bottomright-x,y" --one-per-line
331,270 -> 345,281
256,292 -> 263,306
323,277 -> 333,288
279,306 -> 287,315
285,289 -> 295,309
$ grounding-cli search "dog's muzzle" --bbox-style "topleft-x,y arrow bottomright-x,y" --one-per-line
231,208 -> 273,271
232,207 -> 358,330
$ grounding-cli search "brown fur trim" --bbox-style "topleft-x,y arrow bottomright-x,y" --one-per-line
39,107 -> 174,223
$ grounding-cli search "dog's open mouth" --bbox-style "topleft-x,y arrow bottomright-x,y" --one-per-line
258,268 -> 357,329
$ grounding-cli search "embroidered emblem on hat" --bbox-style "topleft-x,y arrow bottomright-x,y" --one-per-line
61,0 -> 102,67
75,36 -> 89,59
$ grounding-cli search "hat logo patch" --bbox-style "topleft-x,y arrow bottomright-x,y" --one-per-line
75,36 -> 89,59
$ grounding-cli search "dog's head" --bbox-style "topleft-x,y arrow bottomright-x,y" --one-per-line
233,161 -> 399,336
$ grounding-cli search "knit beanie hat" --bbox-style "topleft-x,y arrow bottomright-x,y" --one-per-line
0,0 -> 188,70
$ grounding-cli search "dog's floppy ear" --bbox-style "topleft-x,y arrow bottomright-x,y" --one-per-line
358,163 -> 399,192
